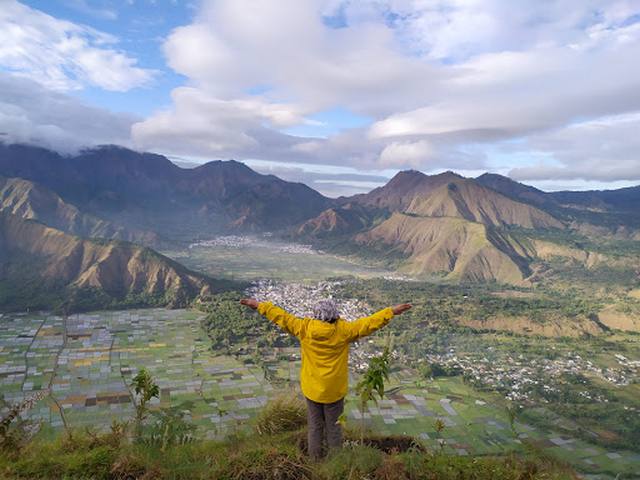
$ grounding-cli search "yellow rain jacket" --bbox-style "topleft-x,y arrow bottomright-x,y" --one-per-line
257,302 -> 394,404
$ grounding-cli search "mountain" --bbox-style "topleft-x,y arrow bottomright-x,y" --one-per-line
475,173 -> 551,207
348,170 -> 462,211
0,144 -> 331,237
347,170 -> 563,228
296,203 -> 384,239
3,143 -> 638,287
354,212 -> 532,283
549,185 -> 640,214
0,212 -> 218,311
315,171 -> 566,283
404,178 -> 564,229
476,172 -> 640,233
0,176 -> 158,245
186,160 -> 331,230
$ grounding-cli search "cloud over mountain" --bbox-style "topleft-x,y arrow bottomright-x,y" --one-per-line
0,73 -> 137,152
1,0 -> 639,188
131,0 -> 640,182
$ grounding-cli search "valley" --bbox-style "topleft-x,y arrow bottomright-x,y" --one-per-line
3,4 -> 640,478
1,144 -> 640,479
162,235 -> 393,282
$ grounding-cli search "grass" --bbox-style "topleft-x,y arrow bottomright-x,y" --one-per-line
0,426 -> 579,480
0,389 -> 580,480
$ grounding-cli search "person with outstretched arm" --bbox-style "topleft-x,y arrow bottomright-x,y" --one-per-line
240,297 -> 412,460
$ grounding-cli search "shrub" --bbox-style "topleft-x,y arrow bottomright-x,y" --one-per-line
356,341 -> 391,441
7,432 -> 118,480
214,442 -> 313,480
131,368 -> 159,438
255,392 -> 306,436
0,390 -> 49,454
109,453 -> 149,480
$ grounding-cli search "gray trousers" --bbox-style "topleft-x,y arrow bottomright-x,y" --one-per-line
306,397 -> 344,459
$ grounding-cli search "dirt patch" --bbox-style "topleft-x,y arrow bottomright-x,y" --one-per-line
297,432 -> 424,456
359,434 -> 426,454
628,289 -> 640,300
593,429 -> 621,442
598,306 -> 640,332
491,291 -> 538,299
459,315 -> 605,337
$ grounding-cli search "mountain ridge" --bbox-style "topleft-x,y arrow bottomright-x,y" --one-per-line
0,211 -> 220,311
2,143 -> 638,287
0,175 -> 158,246
404,178 -> 564,229
0,144 -> 331,236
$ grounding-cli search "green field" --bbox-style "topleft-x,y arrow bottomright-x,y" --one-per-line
0,309 -> 275,440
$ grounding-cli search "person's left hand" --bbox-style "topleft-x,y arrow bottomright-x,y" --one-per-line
240,298 -> 259,310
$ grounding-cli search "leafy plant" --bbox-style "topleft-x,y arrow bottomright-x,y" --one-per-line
142,408 -> 197,451
433,418 -> 446,453
355,337 -> 392,442
506,402 -> 522,440
130,368 -> 159,439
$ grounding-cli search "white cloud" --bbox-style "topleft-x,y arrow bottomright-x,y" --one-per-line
129,0 -> 640,182
509,113 -> 640,182
132,86 -> 313,159
242,161 -> 390,197
378,140 -> 435,167
0,1 -> 155,91
161,0 -> 443,115
368,27 -> 640,141
0,72 -> 137,152
5,0 -> 639,187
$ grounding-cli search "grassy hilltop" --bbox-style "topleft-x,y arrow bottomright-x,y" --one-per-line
1,391 -> 577,480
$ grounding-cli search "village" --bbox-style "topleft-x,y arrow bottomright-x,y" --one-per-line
246,280 -> 640,403
247,280 -> 640,390
190,235 -> 318,255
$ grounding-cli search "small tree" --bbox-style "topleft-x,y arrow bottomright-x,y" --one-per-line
131,368 -> 159,438
355,339 -> 392,442
434,418 -> 446,453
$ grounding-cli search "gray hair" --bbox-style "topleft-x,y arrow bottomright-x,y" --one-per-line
313,299 -> 340,323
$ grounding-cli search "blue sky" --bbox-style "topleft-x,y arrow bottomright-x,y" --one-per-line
22,0 -> 190,116
21,0 -> 373,134
1,0 -> 640,196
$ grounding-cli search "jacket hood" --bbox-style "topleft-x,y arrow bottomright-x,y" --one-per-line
308,318 -> 338,340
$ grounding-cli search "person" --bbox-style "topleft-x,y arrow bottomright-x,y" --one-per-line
240,297 -> 412,459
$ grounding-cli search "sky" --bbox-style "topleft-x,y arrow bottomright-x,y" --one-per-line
1,0 -> 640,197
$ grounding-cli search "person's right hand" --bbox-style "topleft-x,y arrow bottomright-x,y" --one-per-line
391,303 -> 412,315
240,298 -> 259,310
